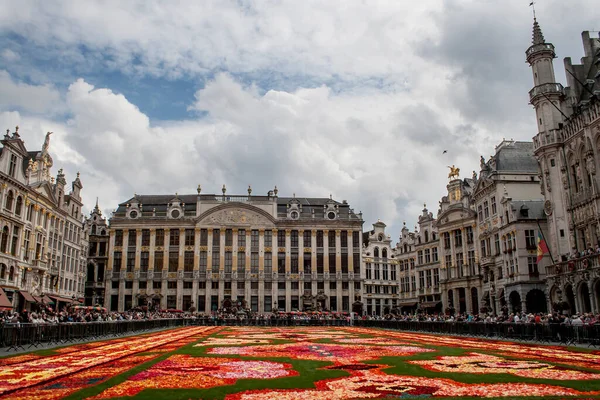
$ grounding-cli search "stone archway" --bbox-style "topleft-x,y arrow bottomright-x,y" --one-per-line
565,285 -> 576,315
578,282 -> 592,314
525,289 -> 547,314
509,291 -> 521,313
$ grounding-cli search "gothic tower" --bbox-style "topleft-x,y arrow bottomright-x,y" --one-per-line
527,18 -> 571,258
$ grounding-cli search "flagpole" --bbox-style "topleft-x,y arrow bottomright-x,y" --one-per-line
537,220 -> 555,264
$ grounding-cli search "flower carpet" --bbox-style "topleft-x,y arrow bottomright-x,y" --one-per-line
1,326 -> 600,399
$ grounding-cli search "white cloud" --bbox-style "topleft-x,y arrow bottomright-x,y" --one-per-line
0,0 -> 598,240
0,70 -> 62,114
2,49 -> 19,62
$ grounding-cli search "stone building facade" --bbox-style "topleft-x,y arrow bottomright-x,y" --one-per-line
104,187 -> 363,313
475,140 -> 548,315
528,20 -> 600,315
0,127 -> 87,312
84,200 -> 109,306
395,205 -> 442,314
437,177 -> 480,315
362,220 -> 398,315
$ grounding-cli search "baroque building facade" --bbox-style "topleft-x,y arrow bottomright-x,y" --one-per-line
0,127 -> 87,312
84,200 -> 109,306
528,21 -> 600,314
362,220 -> 398,315
475,140 -> 548,315
104,187 -> 363,313
395,205 -> 442,314
437,176 -> 480,315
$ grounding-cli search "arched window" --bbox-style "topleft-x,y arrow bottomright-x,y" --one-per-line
404,244 -> 408,253
418,236 -> 422,244
373,247 -> 380,258
0,263 -> 6,279
5,191 -> 14,211
424,230 -> 429,242
0,226 -> 9,253
9,265 -> 14,280
15,196 -> 22,216
27,205 -> 33,222
91,225 -> 96,235
101,229 -> 106,235
382,248 -> 388,259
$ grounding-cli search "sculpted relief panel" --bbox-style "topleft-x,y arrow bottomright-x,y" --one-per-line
199,207 -> 274,227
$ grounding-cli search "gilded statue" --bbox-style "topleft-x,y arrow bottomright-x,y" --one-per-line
447,165 -> 460,180
42,132 -> 53,154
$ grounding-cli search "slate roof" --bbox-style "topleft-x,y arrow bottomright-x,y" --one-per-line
495,142 -> 539,174
510,200 -> 546,220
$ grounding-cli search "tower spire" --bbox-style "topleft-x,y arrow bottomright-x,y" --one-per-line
532,17 -> 545,45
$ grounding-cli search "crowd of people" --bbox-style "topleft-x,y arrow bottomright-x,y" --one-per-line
2,307 -> 599,327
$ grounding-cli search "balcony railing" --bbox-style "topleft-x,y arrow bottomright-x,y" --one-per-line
529,82 -> 564,102
546,253 -> 599,277
533,129 -> 563,150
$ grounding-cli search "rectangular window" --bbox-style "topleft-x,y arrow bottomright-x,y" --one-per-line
374,264 -> 380,280
525,230 -> 536,249
426,269 -> 432,287
212,251 -> 220,272
127,230 -> 136,247
140,251 -> 149,272
251,230 -> 259,249
278,253 -> 285,274
432,247 -> 438,262
169,252 -> 179,272
527,256 -> 539,276
264,230 -> 272,247
353,231 -> 360,247
154,251 -> 163,270
419,271 -> 425,288
126,251 -> 135,272
390,265 -> 397,281
316,230 -> 324,247
113,251 -> 122,269
169,229 -> 179,246
115,230 -> 123,246
466,226 -> 474,244
142,229 -> 150,246
424,249 -> 431,263
445,254 -> 452,269
484,200 -> 489,219
238,251 -> 246,272
494,233 -> 500,255
185,229 -> 195,246
443,232 -> 451,249
433,268 -> 440,287
8,154 -> 17,177
353,253 -> 360,273
328,230 -> 336,248
291,230 -> 299,247
417,251 -> 423,264
200,229 -> 208,245
304,231 -> 312,247
340,231 -> 348,248
290,253 -> 298,274
341,253 -> 348,273
454,229 -> 463,247
478,205 -> 483,222
382,264 -> 388,280
251,252 -> 259,273
491,196 -> 497,215
212,229 -> 220,247
480,239 -> 487,257
304,253 -> 311,274
224,251 -> 232,273
316,253 -> 324,273
329,253 -> 336,273
277,230 -> 286,247
264,252 -> 272,274
184,251 -> 194,272
155,229 -> 164,246
199,251 -> 207,271
237,229 -> 245,247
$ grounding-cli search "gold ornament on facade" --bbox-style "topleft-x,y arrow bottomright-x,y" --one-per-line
224,246 -> 232,252
303,248 -> 312,253
238,246 -> 245,252
199,246 -> 208,251
277,247 -> 286,253
447,165 -> 460,180
264,247 -> 272,252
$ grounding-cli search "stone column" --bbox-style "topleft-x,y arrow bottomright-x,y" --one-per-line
335,230 -> 342,311
231,228 -> 238,301
285,229 -> 291,312
161,229 -> 169,309
192,228 -> 200,310
148,229 -> 156,273
132,229 -> 142,306
311,230 -> 318,295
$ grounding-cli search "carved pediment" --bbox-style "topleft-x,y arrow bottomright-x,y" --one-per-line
198,206 -> 275,227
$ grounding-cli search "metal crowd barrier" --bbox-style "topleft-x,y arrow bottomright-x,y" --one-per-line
351,320 -> 600,346
0,319 -> 190,352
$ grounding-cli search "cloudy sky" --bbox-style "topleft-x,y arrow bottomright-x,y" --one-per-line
0,0 -> 598,242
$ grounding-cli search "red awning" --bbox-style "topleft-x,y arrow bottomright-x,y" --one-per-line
0,287 -> 13,310
20,291 -> 37,303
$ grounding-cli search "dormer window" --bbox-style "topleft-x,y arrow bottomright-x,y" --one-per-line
327,211 -> 336,220
129,210 -> 139,219
290,210 -> 299,220
9,155 -> 17,177
5,190 -> 14,211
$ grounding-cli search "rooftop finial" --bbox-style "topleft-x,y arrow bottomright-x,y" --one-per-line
197,184 -> 201,194
248,185 -> 252,196
222,184 -> 226,195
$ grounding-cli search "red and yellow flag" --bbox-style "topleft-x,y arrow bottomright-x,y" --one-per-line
536,231 -> 549,263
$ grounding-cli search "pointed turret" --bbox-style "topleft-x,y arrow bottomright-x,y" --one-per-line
532,18 -> 545,45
